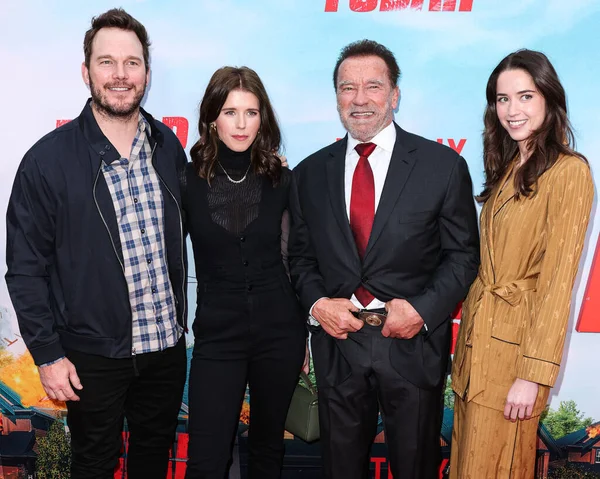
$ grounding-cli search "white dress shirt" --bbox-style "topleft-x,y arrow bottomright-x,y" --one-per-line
344,122 -> 396,311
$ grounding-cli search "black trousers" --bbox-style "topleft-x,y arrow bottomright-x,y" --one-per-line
185,285 -> 306,479
311,325 -> 443,479
65,338 -> 187,479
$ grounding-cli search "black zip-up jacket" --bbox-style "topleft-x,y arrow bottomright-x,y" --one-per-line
5,99 -> 188,365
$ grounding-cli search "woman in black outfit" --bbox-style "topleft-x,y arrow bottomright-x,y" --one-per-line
183,66 -> 308,479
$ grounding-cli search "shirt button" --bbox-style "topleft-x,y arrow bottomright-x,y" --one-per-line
152,287 -> 157,294
156,317 -> 163,323
147,259 -> 152,264
134,198 -> 139,203
141,228 -> 146,234
247,284 -> 253,292
240,236 -> 246,242
243,260 -> 249,267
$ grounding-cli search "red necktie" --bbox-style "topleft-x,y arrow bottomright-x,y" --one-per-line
350,142 -> 377,307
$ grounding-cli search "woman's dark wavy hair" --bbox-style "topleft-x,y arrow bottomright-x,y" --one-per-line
190,66 -> 282,185
478,49 -> 586,202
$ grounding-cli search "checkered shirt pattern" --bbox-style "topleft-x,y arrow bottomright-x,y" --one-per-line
102,115 -> 182,355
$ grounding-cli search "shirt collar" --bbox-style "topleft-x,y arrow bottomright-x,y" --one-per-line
138,113 -> 151,136
346,121 -> 396,156
103,113 -> 150,166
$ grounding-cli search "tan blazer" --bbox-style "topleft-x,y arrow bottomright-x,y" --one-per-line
452,154 -> 593,415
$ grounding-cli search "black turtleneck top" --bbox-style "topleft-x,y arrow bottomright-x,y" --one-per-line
206,142 -> 261,236
183,142 -> 293,297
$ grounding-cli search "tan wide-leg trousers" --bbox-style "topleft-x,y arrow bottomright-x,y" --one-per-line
449,394 -> 540,479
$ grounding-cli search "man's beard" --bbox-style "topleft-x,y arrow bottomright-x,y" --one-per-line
89,76 -> 146,120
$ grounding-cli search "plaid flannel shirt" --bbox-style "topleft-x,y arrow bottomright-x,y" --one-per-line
101,114 -> 182,355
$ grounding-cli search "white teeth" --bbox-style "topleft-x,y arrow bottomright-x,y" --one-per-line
352,112 -> 373,117
509,120 -> 526,126
110,88 -> 129,91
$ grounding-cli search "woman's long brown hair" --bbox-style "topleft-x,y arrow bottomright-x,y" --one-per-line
478,49 -> 586,203
190,66 -> 283,185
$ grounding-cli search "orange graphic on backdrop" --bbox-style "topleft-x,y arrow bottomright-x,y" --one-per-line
587,425 -> 600,439
0,352 -> 64,408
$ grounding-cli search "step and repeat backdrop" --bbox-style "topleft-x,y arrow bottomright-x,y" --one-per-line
1,1 -> 599,477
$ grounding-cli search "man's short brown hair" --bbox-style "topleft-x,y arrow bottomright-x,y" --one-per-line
83,8 -> 151,69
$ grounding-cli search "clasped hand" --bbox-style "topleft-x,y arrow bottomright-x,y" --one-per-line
312,298 -> 362,339
313,297 -> 424,340
382,299 -> 425,339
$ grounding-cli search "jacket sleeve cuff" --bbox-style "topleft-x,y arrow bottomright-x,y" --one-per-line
405,296 -> 433,331
517,356 -> 559,387
39,356 -> 65,367
29,340 -> 66,367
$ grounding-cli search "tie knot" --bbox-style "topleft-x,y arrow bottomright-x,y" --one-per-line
355,142 -> 376,158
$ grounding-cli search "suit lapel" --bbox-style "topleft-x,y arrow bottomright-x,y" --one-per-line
364,124 -> 417,259
325,137 -> 360,259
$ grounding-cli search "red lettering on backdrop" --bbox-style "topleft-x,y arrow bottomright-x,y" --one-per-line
325,0 -> 340,11
113,435 -> 451,478
371,456 -> 386,479
114,432 -> 129,478
440,0 -> 474,10
55,118 -> 188,148
576,241 -> 600,332
440,459 -> 449,477
458,0 -> 473,11
451,303 -> 462,354
162,117 -> 189,149
429,0 -> 468,10
448,138 -> 466,154
436,138 -> 467,155
327,0 -> 472,11
350,0 -> 378,12
369,457 -> 450,479
380,0 -> 422,10
174,433 -> 189,478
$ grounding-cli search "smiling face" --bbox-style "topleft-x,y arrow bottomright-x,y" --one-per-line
336,55 -> 399,142
496,68 -> 547,151
82,27 -> 149,120
213,89 -> 261,152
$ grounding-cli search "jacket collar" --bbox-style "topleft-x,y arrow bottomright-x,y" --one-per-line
78,98 -> 164,165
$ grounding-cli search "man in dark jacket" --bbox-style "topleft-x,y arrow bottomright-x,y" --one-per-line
5,8 -> 187,479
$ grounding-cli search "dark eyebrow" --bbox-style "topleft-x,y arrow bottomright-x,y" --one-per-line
496,89 -> 536,96
97,54 -> 143,62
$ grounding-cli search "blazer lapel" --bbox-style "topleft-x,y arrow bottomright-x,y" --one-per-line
364,124 -> 417,259
326,137 -> 360,259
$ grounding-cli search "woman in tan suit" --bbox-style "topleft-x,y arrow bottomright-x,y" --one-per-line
450,49 -> 593,478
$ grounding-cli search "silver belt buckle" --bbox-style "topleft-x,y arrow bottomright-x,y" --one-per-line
357,311 -> 387,327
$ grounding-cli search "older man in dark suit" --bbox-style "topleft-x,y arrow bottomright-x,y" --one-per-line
289,40 -> 480,479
